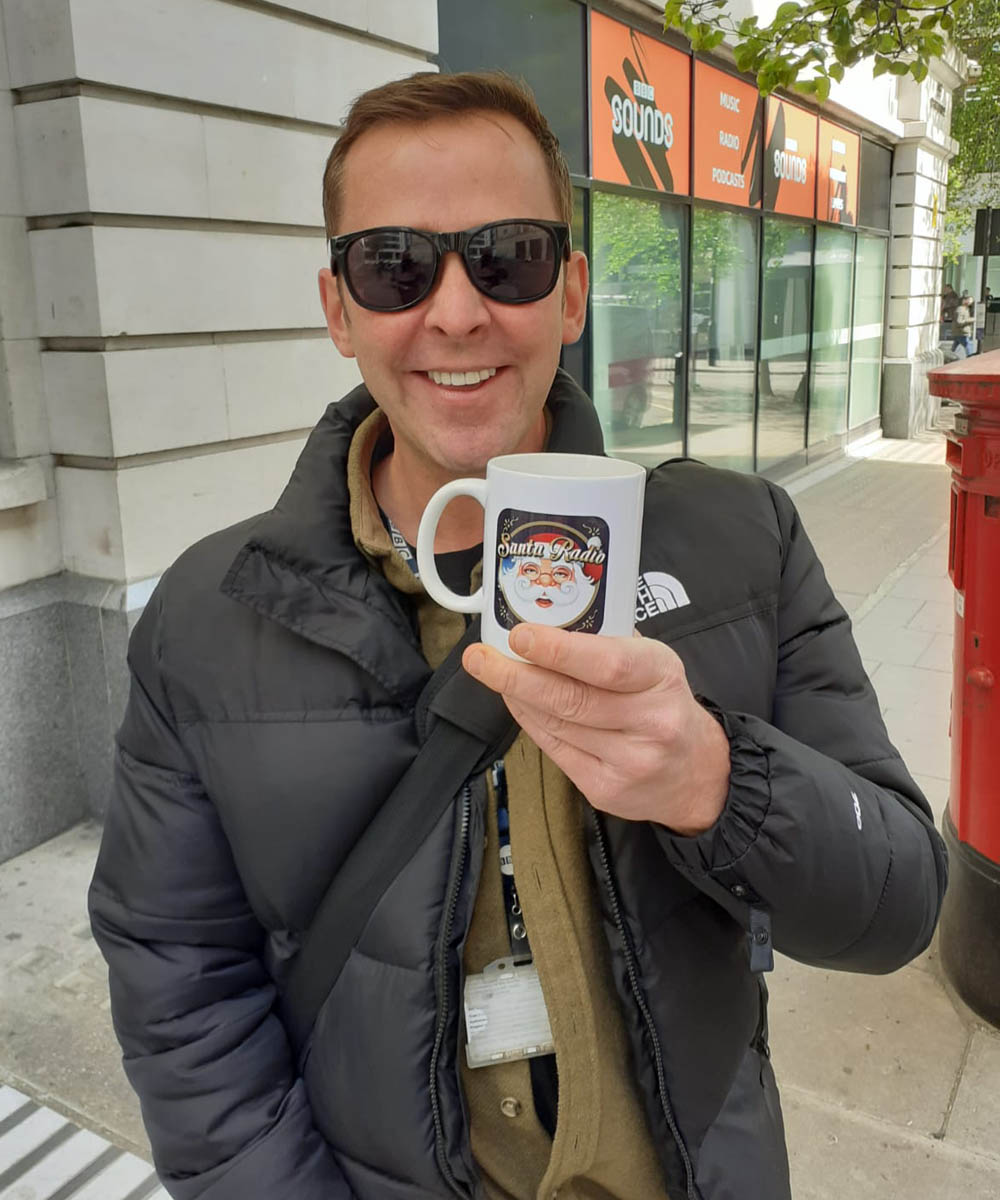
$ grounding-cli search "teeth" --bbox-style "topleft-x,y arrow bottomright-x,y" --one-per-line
427,368 -> 497,387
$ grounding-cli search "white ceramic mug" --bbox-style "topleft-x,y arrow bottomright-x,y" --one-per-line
416,453 -> 646,657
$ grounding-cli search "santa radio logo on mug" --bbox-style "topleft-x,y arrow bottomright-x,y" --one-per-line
495,513 -> 609,633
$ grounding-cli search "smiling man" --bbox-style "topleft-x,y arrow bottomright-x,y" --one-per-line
89,72 -> 947,1200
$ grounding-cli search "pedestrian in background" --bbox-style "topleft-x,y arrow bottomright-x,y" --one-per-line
951,291 -> 976,357
940,283 -> 958,340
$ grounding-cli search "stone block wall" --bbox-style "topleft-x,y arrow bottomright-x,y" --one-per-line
883,50 -> 966,438
0,0 -> 436,856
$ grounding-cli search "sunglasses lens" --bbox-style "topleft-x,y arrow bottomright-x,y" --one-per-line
467,222 -> 560,301
345,229 -> 436,310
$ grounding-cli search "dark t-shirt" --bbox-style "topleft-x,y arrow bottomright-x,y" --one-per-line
379,516 -> 482,597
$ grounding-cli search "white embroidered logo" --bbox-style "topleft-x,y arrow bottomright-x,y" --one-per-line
852,791 -> 863,830
635,571 -> 691,624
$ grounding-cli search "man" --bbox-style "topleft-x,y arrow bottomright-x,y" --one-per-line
89,71 -> 947,1200
951,291 -> 976,356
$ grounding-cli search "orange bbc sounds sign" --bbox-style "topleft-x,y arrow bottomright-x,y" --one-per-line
817,119 -> 859,225
763,97 -> 817,219
590,10 -> 690,194
692,60 -> 762,206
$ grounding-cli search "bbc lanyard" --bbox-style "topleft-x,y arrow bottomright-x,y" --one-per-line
384,513 -> 419,575
493,760 -> 533,961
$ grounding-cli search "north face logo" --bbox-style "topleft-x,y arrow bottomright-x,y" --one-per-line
635,572 -> 691,623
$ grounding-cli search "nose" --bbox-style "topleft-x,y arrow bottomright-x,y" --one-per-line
422,251 -> 491,338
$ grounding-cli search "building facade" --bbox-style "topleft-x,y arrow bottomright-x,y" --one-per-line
0,0 -> 964,860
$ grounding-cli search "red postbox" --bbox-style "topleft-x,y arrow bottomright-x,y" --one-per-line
929,349 -> 1000,1028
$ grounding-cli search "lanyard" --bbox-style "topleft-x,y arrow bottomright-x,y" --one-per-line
492,760 -> 532,962
382,511 -> 420,577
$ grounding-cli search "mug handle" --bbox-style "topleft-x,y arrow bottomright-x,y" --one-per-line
415,478 -> 488,613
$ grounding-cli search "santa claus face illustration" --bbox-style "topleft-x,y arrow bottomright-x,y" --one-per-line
497,531 -> 603,629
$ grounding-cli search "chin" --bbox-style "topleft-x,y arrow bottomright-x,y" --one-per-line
435,431 -> 529,476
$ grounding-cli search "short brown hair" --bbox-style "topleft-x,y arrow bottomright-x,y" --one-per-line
322,70 -> 572,236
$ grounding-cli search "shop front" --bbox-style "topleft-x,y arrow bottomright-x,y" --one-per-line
439,0 -> 893,478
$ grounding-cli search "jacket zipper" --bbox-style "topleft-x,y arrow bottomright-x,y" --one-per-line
591,809 -> 699,1200
429,782 -> 473,1199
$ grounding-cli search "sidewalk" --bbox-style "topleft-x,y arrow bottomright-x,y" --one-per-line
777,428 -> 1000,1198
1,427 -> 998,1198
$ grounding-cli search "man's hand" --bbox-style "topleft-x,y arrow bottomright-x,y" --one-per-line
463,624 -> 731,836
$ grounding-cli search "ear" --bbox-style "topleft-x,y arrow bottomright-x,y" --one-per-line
560,250 -> 589,346
318,267 -> 356,358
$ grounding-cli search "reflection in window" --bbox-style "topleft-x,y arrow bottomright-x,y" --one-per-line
437,0 -> 588,175
757,221 -> 812,472
848,235 -> 887,428
859,140 -> 892,231
809,227 -> 855,446
591,191 -> 686,467
688,208 -> 758,472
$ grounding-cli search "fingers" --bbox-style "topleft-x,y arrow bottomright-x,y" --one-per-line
505,698 -> 634,764
508,624 -> 680,694
503,699 -> 612,798
465,643 -> 644,730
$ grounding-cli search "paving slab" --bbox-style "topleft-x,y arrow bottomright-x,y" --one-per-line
851,620 -> 937,668
794,459 -> 951,597
768,955 -> 970,1134
915,632 -> 956,673
909,598 -> 959,635
907,544 -> 951,577
868,662 -> 952,718
0,823 -> 148,1156
861,594 -> 929,628
945,1027 -> 1000,1162
888,571 -> 957,605
883,705 -> 951,780
783,1085 -> 1000,1200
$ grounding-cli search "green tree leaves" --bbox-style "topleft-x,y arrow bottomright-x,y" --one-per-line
661,2 -> 1000,270
944,0 -> 1000,262
663,1 -> 970,98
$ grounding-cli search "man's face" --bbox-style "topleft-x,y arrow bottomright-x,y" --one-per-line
318,113 -> 589,482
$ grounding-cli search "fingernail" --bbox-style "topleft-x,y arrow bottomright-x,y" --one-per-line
510,626 -> 534,656
465,649 -> 485,677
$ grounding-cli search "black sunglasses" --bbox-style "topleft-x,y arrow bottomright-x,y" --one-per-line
328,219 -> 571,313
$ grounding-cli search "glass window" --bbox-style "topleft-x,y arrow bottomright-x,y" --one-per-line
808,227 -> 855,446
590,191 -> 687,467
859,140 -> 891,231
437,0 -> 588,176
849,235 -> 887,428
757,220 -> 812,472
688,207 -> 758,472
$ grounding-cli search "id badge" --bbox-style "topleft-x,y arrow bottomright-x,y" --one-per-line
463,956 -> 554,1069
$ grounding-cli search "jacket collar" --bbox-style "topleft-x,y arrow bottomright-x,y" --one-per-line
221,368 -> 605,698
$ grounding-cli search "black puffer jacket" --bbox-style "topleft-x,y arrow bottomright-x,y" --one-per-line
89,371 -> 947,1200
